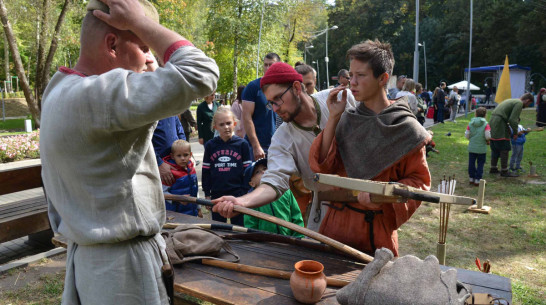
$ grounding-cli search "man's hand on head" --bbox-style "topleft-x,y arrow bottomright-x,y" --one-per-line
212,196 -> 242,219
93,0 -> 148,31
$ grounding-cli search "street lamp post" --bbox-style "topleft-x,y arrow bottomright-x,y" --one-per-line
418,42 -> 427,90
325,25 -> 337,88
304,44 -> 314,64
309,25 -> 338,89
413,0 -> 420,83
312,60 -> 320,91
465,0 -> 473,117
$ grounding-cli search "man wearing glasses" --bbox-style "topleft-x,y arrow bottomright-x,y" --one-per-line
213,62 -> 351,231
242,52 -> 281,160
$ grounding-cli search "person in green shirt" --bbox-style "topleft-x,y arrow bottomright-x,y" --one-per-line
243,158 -> 305,237
489,93 -> 533,177
196,91 -> 220,146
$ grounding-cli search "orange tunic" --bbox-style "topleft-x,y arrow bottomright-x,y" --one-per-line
309,132 -> 431,256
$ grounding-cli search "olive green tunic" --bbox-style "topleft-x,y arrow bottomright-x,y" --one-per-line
490,99 -> 523,140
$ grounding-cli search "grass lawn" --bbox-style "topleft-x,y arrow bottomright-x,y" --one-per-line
399,108 -> 545,304
0,118 -> 26,132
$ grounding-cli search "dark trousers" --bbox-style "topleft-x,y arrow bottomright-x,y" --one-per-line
437,104 -> 445,123
491,140 -> 511,171
468,153 -> 486,180
417,116 -> 425,126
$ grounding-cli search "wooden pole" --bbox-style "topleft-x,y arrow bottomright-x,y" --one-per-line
164,194 -> 373,263
201,259 -> 350,288
477,179 -> 485,209
468,179 -> 491,214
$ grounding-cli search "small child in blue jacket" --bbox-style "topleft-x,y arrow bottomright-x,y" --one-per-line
202,107 -> 252,226
510,119 -> 530,172
162,140 -> 201,217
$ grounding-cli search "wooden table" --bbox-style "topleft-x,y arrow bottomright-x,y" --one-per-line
52,211 -> 512,304
166,212 -> 512,305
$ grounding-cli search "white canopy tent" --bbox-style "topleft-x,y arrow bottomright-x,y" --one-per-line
447,81 -> 480,91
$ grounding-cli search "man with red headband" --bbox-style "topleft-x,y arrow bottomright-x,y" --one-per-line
40,0 -> 218,303
213,62 -> 351,231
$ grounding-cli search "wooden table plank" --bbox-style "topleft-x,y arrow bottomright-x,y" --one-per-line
52,211 -> 512,304
166,212 -> 511,304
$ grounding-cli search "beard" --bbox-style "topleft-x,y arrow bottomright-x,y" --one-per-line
280,95 -> 302,123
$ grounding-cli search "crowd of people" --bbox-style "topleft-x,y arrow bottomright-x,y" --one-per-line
37,0 -> 543,304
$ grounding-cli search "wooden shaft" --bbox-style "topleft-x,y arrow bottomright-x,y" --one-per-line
315,174 -> 476,206
201,259 -> 350,287
164,194 -> 373,263
477,179 -> 486,209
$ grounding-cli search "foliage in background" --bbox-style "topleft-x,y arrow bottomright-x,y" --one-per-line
322,0 -> 546,91
2,0 -> 546,120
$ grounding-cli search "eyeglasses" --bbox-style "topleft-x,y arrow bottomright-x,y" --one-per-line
266,85 -> 292,110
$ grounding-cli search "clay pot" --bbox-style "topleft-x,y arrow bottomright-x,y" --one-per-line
290,260 -> 327,304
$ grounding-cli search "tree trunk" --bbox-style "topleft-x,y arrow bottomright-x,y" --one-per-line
35,0 -> 50,102
41,0 -> 70,96
0,0 -> 40,124
232,1 -> 242,101
284,18 -> 297,62
4,32 -> 9,91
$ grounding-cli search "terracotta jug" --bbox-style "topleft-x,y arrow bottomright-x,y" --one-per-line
290,260 -> 327,304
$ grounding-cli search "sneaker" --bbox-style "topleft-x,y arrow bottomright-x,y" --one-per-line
489,168 -> 499,174
517,168 -> 526,173
469,178 -> 475,184
500,170 -> 519,177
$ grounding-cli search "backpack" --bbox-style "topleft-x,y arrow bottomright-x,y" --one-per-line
448,95 -> 456,107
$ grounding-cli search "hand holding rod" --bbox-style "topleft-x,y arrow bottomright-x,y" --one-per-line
164,194 -> 373,263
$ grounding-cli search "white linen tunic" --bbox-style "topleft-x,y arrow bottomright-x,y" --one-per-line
40,44 -> 219,304
261,89 -> 353,231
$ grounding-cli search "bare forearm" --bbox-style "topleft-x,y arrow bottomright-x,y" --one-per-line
243,116 -> 260,148
319,115 -> 341,162
130,19 -> 185,63
239,184 -> 277,209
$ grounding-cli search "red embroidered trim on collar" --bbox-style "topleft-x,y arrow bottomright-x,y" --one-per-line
59,66 -> 87,77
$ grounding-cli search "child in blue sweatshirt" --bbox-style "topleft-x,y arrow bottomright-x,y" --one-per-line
510,119 -> 530,172
162,140 -> 201,216
202,107 -> 252,226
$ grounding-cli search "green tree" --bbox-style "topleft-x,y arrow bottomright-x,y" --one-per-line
1,0 -> 80,125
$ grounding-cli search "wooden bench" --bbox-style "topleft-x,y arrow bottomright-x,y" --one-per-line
0,163 -> 53,247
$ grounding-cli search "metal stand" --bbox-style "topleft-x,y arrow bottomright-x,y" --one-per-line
468,179 -> 491,214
